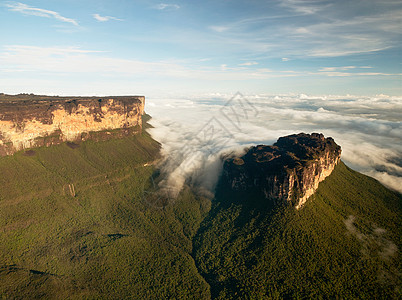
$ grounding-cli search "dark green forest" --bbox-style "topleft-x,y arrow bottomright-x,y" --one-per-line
0,124 -> 400,299
0,127 -> 210,299
194,161 -> 401,299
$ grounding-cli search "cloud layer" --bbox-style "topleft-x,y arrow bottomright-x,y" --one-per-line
146,93 -> 402,195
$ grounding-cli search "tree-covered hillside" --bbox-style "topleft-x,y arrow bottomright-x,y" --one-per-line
0,127 -> 211,299
0,125 -> 400,299
194,161 -> 401,299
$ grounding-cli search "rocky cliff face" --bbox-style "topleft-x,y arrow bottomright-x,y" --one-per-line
222,133 -> 341,209
0,95 -> 144,156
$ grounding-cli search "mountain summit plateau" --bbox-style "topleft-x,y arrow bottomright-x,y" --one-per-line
222,133 -> 342,209
0,95 -> 144,155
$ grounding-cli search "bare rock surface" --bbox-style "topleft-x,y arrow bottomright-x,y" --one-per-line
0,94 -> 145,155
222,133 -> 342,209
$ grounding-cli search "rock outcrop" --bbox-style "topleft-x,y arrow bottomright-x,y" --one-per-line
222,133 -> 341,209
0,95 -> 145,156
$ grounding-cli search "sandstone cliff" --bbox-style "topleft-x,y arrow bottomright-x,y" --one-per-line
0,95 -> 145,156
222,133 -> 341,209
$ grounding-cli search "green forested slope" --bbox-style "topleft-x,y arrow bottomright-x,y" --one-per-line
0,129 -> 210,299
1,128 -> 400,300
194,162 -> 401,299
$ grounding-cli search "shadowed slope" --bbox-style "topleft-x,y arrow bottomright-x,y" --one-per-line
194,161 -> 401,299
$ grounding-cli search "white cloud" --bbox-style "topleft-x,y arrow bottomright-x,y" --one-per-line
201,1 -> 402,59
313,69 -> 401,77
6,2 -> 78,26
93,14 -> 123,22
154,3 -> 180,10
239,61 -> 258,66
146,94 -> 402,195
209,26 -> 230,33
308,47 -> 391,58
344,215 -> 398,262
313,66 -> 401,77
279,0 -> 328,15
0,45 -> 290,82
0,45 -> 191,77
282,57 -> 290,62
319,66 -> 356,72
295,27 -> 310,34
1,45 -> 400,97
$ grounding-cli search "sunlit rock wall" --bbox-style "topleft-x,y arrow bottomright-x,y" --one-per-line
0,96 -> 145,155
222,133 -> 342,209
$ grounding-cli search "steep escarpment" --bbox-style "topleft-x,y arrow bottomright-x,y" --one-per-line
0,95 -> 144,156
222,133 -> 341,209
194,161 -> 401,299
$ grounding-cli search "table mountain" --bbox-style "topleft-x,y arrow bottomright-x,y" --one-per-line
222,133 -> 342,209
0,95 -> 144,156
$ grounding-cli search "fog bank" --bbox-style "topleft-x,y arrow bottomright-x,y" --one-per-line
146,93 -> 402,195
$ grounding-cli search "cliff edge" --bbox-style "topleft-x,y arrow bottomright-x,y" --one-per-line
222,133 -> 341,209
0,95 -> 145,155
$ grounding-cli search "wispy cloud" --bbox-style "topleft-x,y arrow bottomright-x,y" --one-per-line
1,45 -> 104,55
0,45 -> 188,77
288,9 -> 402,57
0,45 -> 299,81
279,0 -> 329,15
2,45 -> 400,87
239,61 -> 258,66
204,1 -> 402,59
6,2 -> 78,26
209,26 -> 230,33
154,3 -> 180,10
319,66 -> 356,72
344,215 -> 398,261
315,66 -> 401,77
93,14 -> 123,22
307,45 -> 391,58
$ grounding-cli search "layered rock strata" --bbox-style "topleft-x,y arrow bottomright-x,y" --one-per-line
222,133 -> 341,209
0,95 -> 144,156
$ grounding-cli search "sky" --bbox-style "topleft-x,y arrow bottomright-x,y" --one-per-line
0,0 -> 401,96
1,1 -> 401,196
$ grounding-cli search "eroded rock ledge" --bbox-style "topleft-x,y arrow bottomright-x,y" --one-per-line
0,95 -> 145,156
222,133 -> 341,209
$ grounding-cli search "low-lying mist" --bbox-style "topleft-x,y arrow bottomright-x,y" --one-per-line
146,93 -> 402,196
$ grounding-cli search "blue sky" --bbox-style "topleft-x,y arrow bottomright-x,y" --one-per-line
0,0 -> 401,96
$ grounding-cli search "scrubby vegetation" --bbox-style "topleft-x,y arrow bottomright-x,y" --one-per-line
0,126 -> 400,299
194,162 -> 401,299
0,129 -> 210,299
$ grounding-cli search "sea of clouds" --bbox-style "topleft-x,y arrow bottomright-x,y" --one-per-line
146,93 -> 402,196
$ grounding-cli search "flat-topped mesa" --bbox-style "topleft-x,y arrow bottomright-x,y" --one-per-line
222,133 -> 342,209
0,95 -> 145,156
